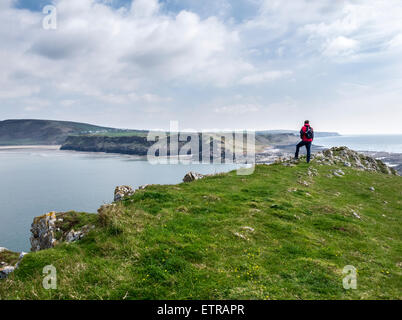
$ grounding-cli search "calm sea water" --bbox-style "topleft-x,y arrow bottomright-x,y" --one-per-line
314,135 -> 402,153
0,148 -> 240,252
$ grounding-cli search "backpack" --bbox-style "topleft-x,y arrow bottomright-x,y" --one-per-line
300,126 -> 314,140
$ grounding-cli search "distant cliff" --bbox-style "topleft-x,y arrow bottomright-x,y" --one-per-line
61,134 -> 154,155
60,132 -> 303,157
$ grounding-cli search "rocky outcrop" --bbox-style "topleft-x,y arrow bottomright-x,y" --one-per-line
0,248 -> 26,280
183,172 -> 205,182
313,147 -> 398,175
30,211 -> 95,252
30,212 -> 58,252
65,225 -> 95,243
280,147 -> 398,175
114,185 -> 135,202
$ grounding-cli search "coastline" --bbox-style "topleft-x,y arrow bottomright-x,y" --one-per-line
1,143 -> 401,175
0,145 -> 61,150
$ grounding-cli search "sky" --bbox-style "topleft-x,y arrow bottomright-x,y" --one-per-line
1,0 -> 402,134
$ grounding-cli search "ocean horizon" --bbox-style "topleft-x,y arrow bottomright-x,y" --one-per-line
314,134 -> 402,154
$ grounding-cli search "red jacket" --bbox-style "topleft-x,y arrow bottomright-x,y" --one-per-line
301,124 -> 314,142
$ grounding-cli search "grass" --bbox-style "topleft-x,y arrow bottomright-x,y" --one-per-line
0,161 -> 401,300
0,251 -> 20,266
53,211 -> 98,241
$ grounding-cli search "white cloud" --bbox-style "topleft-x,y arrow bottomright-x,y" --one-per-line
214,103 -> 261,115
322,36 -> 358,57
0,0 -> 288,103
0,0 -> 401,133
301,1 -> 402,59
387,34 -> 402,51
239,70 -> 292,85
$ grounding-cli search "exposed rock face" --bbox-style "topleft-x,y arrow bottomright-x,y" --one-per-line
277,147 -> 397,175
277,147 -> 398,176
314,147 -> 398,175
65,225 -> 95,243
114,185 -> 135,201
61,134 -> 154,155
30,212 -> 95,252
30,212 -> 58,252
183,172 -> 205,183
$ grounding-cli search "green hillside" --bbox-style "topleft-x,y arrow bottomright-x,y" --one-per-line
0,150 -> 401,299
0,119 -> 120,145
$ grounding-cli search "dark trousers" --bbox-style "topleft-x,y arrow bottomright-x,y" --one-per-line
295,141 -> 312,163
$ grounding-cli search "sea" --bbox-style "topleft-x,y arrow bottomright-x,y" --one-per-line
314,134 -> 402,153
0,147 -> 240,252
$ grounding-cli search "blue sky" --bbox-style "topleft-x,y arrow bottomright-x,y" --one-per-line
1,0 -> 402,133
15,0 -> 258,20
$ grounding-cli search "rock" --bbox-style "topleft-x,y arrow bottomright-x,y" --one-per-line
183,172 -> 205,183
351,210 -> 361,219
114,185 -> 135,202
15,252 -> 28,268
269,147 -> 397,176
66,230 -> 83,243
333,169 -> 345,177
30,212 -> 95,252
234,232 -> 249,240
298,180 -> 310,186
30,211 -> 58,252
307,168 -> 318,176
0,248 -> 28,279
65,225 -> 94,243
0,266 -> 15,279
19,252 -> 27,260
312,147 -> 397,175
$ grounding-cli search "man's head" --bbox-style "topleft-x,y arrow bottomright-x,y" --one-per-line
304,120 -> 310,125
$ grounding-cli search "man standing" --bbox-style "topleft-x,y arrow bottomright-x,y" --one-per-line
295,120 -> 314,163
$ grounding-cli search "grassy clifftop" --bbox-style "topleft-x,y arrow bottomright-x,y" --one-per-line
0,155 -> 401,299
